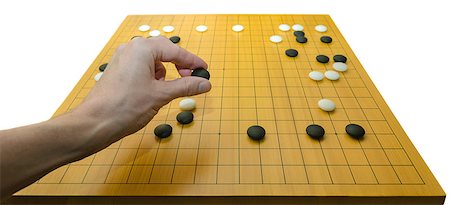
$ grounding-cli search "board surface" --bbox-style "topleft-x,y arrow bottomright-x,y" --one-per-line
13,15 -> 445,204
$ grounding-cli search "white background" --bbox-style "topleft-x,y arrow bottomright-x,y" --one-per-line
0,0 -> 449,202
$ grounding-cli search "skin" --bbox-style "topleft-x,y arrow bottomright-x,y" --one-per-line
0,37 -> 211,201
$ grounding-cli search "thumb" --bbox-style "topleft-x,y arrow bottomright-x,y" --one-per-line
159,77 -> 212,101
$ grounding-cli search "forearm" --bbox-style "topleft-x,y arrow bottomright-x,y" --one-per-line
0,37 -> 211,201
0,109 -> 118,200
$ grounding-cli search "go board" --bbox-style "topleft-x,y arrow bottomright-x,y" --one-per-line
12,15 -> 445,204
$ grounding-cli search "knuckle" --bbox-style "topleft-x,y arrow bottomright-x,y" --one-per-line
183,78 -> 193,96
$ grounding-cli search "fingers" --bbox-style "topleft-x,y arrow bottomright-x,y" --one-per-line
154,61 -> 166,80
158,77 -> 212,101
148,37 -> 208,71
105,44 -> 127,71
175,65 -> 194,77
116,44 -> 127,53
176,67 -> 193,77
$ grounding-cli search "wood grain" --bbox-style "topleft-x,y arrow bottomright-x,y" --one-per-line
8,15 -> 445,205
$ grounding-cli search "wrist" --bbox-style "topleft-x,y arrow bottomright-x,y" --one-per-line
68,95 -> 143,150
62,106 -> 122,158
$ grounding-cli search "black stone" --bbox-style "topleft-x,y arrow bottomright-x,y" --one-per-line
293,31 -> 305,37
333,54 -> 347,63
345,124 -> 365,139
296,36 -> 308,43
99,63 -> 108,72
285,49 -> 299,57
191,68 -> 210,80
169,36 -> 181,44
320,36 -> 333,43
247,125 -> 266,140
154,124 -> 172,138
306,124 -> 325,140
176,111 -> 194,124
316,55 -> 330,63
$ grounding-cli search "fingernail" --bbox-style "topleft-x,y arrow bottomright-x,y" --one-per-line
198,81 -> 211,93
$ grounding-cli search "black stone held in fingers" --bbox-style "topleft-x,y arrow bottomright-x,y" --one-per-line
247,125 -> 266,140
191,68 -> 210,80
154,124 -> 173,139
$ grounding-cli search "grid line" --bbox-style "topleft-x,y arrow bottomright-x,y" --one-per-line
24,15 -> 439,198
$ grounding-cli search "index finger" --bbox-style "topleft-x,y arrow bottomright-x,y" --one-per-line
149,37 -> 208,72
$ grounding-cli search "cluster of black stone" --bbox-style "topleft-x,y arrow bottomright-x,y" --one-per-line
291,32 -> 343,65
153,68 -> 210,139
306,124 -> 366,140
315,36 -> 351,65
284,31 -> 341,65
295,31 -> 307,43
316,54 -> 348,64
148,31 -> 358,142
279,31 -> 362,141
151,66 -> 267,141
283,31 -> 306,59
153,110 -> 195,139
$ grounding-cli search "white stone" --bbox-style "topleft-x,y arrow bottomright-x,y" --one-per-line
149,30 -> 161,37
278,24 -> 291,31
179,98 -> 196,111
269,35 -> 283,43
315,25 -> 328,32
324,70 -> 340,80
318,99 -> 336,112
333,62 -> 348,72
232,24 -> 244,32
162,25 -> 175,33
94,72 -> 103,82
292,24 -> 304,31
309,71 -> 324,81
196,25 -> 208,32
138,25 -> 151,32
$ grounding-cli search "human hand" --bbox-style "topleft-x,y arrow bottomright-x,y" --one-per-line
73,36 -> 211,147
0,36 -> 213,199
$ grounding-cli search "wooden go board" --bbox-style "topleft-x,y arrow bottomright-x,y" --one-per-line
13,15 -> 445,204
